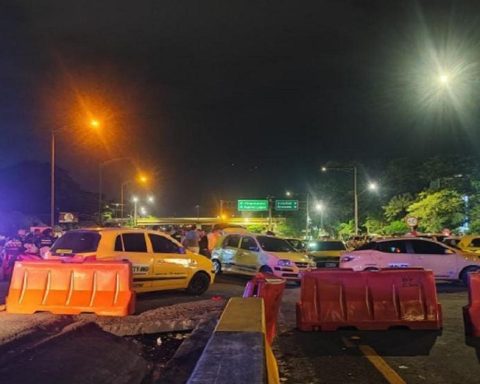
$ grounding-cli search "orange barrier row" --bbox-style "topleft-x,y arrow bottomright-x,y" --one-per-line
297,269 -> 442,331
243,273 -> 285,344
6,259 -> 135,316
463,272 -> 480,337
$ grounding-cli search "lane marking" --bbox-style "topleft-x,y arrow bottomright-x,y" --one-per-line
359,345 -> 406,384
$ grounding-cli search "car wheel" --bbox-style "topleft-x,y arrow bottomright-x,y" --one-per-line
259,265 -> 273,274
460,266 -> 480,286
212,259 -> 222,274
186,272 -> 211,295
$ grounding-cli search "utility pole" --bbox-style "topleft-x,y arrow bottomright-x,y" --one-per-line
50,131 -> 55,228
305,193 -> 310,240
354,166 -> 358,235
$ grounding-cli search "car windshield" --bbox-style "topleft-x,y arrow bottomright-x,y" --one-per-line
307,241 -> 346,251
286,239 -> 305,251
51,231 -> 101,255
257,236 -> 294,252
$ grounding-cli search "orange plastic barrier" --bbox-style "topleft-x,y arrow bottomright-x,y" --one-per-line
297,269 -> 442,331
243,273 -> 286,344
6,259 -> 135,316
463,272 -> 480,337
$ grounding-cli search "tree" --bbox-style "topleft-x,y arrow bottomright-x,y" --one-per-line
383,220 -> 409,235
407,189 -> 464,233
383,193 -> 414,222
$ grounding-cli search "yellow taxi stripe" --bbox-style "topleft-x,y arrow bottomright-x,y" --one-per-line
359,345 -> 406,384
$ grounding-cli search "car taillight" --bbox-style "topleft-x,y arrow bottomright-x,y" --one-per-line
340,256 -> 355,262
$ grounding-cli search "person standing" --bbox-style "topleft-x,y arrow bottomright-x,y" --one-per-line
207,227 -> 222,253
183,225 -> 200,253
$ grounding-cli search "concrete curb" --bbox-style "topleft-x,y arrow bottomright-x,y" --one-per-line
187,297 -> 280,384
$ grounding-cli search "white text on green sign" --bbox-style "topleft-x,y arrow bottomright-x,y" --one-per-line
237,200 -> 269,211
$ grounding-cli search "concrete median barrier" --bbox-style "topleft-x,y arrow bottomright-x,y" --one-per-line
187,297 -> 280,384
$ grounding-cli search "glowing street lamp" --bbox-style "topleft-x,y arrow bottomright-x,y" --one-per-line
368,182 -> 378,191
147,195 -> 154,203
90,119 -> 101,128
50,118 -> 101,227
285,191 -> 292,197
121,175 -> 149,219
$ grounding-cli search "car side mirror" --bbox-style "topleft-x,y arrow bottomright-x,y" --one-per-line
445,248 -> 454,254
178,247 -> 186,254
249,246 -> 259,252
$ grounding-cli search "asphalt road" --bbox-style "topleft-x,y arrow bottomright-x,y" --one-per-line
1,276 -> 480,384
275,282 -> 480,384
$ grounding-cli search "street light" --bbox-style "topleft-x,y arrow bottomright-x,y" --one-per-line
121,175 -> 149,219
147,195 -> 154,203
285,191 -> 292,197
315,202 -> 325,232
50,119 -> 101,227
321,166 -> 359,235
98,157 -> 133,225
368,182 -> 378,191
132,196 -> 139,226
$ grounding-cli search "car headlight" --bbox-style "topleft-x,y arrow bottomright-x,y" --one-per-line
277,259 -> 293,267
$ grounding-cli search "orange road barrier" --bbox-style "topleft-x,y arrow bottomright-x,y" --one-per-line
6,259 -> 135,316
464,272 -> 480,337
243,273 -> 286,344
297,269 -> 442,331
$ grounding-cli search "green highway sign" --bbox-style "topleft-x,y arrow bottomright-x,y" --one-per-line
237,199 -> 269,211
275,199 -> 299,211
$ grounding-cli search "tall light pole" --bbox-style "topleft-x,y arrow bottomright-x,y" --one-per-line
50,130 -> 55,227
315,202 -> 324,232
51,119 -> 100,228
121,175 -> 148,219
98,157 -> 132,225
132,196 -> 139,226
322,166 -> 359,235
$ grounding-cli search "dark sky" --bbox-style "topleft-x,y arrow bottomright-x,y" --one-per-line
1,0 -> 480,216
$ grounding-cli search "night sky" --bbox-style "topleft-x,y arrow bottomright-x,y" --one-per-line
1,0 -> 480,216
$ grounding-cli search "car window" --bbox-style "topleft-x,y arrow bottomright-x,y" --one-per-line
114,235 -> 123,251
51,231 -> 101,255
471,238 -> 480,247
411,240 -> 447,255
122,233 -> 147,252
307,241 -> 346,251
356,242 -> 376,250
149,234 -> 180,253
240,237 -> 259,251
223,235 -> 241,248
257,236 -> 294,252
376,240 -> 407,254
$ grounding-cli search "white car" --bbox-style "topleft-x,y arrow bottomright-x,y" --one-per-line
339,237 -> 480,284
211,233 -> 315,282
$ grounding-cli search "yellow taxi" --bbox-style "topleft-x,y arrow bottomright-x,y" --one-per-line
47,228 -> 214,294
306,240 -> 347,268
458,235 -> 480,254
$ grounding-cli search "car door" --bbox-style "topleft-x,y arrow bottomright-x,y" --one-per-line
409,239 -> 457,279
114,233 -> 153,290
375,240 -> 412,269
219,235 -> 241,271
236,236 -> 261,274
148,233 -> 189,288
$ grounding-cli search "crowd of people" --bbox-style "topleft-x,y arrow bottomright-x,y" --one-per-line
150,224 -> 224,257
